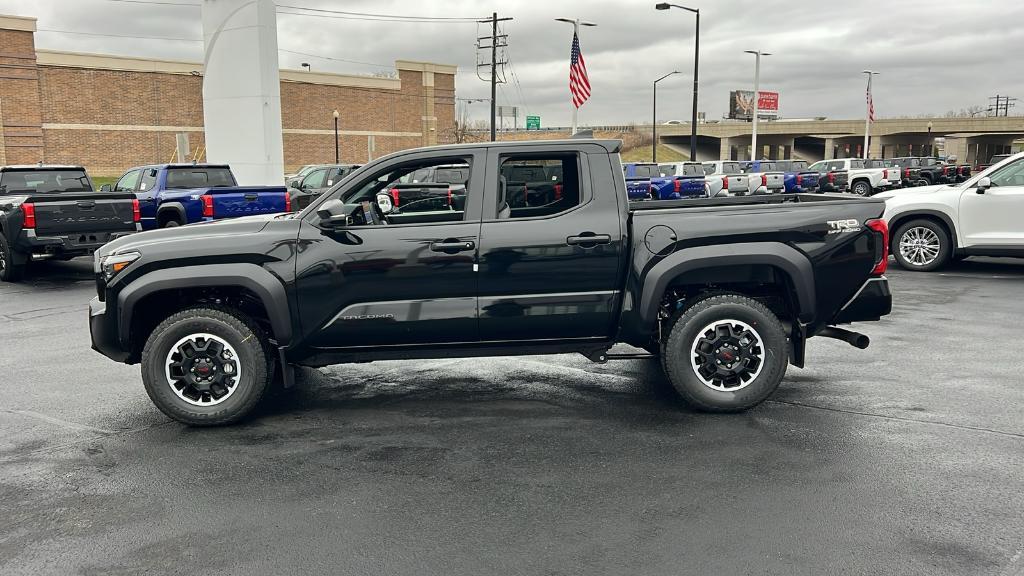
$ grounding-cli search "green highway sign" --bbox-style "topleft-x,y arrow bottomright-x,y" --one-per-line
526,115 -> 541,130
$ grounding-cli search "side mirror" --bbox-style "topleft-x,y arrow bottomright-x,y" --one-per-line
975,176 -> 991,194
287,179 -> 300,189
99,183 -> 112,192
375,192 -> 395,214
316,198 -> 356,228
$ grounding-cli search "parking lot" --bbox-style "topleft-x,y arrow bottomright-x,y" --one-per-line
1,258 -> 1022,575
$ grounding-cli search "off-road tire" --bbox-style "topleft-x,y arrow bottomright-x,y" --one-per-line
0,235 -> 25,282
661,293 -> 789,412
141,306 -> 273,426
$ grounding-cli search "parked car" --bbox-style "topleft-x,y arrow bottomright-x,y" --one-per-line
975,153 -> 1011,173
622,162 -> 658,200
288,164 -> 360,211
284,164 -> 318,186
653,162 -> 708,199
0,165 -> 140,282
864,159 -> 902,190
881,158 -> 924,188
877,151 -> 1024,271
743,160 -> 786,194
809,158 -> 893,196
103,164 -> 289,229
89,138 -> 891,425
768,160 -> 820,193
701,160 -> 751,196
807,160 -> 850,193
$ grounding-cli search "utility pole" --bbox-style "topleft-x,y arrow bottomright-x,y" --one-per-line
478,13 -> 512,142
988,94 -> 1017,117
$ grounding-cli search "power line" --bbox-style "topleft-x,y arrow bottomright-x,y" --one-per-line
278,49 -> 391,70
276,5 -> 484,23
37,28 -> 201,41
102,0 -> 199,5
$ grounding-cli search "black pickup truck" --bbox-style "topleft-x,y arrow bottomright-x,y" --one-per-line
89,140 -> 892,426
0,165 -> 139,282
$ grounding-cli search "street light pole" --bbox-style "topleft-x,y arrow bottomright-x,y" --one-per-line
926,121 -> 933,157
653,71 -> 681,162
332,109 -> 340,163
555,17 -> 597,135
655,3 -> 699,160
744,50 -> 770,161
862,70 -> 879,159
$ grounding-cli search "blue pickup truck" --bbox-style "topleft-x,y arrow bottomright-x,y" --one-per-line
101,164 -> 289,230
621,162 -> 657,200
749,160 -> 820,193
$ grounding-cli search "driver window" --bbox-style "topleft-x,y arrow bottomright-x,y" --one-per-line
115,169 -> 141,192
498,154 -> 581,219
303,169 -> 328,189
340,157 -> 473,226
988,159 -> 1024,187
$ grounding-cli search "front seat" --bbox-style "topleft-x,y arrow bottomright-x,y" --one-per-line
497,175 -> 511,219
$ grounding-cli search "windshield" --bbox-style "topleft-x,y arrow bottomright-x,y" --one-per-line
165,167 -> 235,189
0,169 -> 93,194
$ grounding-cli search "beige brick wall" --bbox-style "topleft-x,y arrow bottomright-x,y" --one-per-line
0,26 -> 43,165
0,20 -> 456,177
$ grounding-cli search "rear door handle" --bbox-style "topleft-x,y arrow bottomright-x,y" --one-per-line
566,233 -> 611,247
430,239 -> 475,253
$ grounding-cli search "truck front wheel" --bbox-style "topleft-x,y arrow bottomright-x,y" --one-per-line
140,306 -> 273,426
661,293 -> 788,412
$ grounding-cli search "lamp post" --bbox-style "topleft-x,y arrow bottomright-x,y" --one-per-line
653,71 -> 681,162
332,109 -> 340,163
655,3 -> 699,161
926,120 -> 933,157
744,50 -> 770,161
555,17 -> 597,135
862,70 -> 879,159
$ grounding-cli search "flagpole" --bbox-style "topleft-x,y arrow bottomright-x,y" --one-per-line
571,19 -> 579,135
863,70 -> 878,159
556,17 -> 596,136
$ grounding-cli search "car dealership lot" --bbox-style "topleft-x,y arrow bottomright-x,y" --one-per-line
1,259 -> 1022,575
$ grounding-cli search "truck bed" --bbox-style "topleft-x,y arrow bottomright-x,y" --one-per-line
628,192 -> 862,211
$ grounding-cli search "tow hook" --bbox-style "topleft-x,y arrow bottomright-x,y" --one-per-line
818,326 -> 870,349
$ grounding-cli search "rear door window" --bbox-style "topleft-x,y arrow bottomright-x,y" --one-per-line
499,155 -> 581,219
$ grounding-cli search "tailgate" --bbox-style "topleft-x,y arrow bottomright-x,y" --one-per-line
726,174 -> 749,194
625,178 -> 652,199
798,171 -> 819,188
209,186 -> 288,218
30,192 -> 136,236
764,172 -> 785,190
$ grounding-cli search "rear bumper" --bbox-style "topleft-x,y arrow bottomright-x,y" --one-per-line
17,228 -> 137,260
832,276 -> 892,324
89,296 -> 130,363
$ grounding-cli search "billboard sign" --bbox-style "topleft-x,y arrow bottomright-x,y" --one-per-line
729,90 -> 780,120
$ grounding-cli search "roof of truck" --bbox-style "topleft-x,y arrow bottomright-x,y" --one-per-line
2,164 -> 86,171
391,139 -> 623,155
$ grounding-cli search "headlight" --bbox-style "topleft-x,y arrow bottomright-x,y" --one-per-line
99,251 -> 141,281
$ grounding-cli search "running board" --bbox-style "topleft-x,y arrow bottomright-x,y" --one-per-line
585,351 -> 656,363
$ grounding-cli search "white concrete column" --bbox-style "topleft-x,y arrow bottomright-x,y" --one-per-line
201,0 -> 284,185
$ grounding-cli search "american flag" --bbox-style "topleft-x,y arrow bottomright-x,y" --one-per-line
866,86 -> 875,122
569,32 -> 591,108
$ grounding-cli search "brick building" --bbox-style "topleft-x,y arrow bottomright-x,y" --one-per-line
0,14 -> 456,176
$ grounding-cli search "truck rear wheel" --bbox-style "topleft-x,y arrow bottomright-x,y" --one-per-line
0,235 -> 25,283
851,180 -> 872,197
140,306 -> 273,426
660,293 -> 788,412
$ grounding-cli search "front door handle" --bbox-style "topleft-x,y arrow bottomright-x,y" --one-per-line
566,233 -> 611,247
430,239 -> 475,253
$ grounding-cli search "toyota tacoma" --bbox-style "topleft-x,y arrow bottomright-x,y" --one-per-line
89,140 -> 893,425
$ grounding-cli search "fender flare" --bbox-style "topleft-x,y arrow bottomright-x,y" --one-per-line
156,202 -> 187,225
888,209 -> 960,249
116,263 -> 292,349
638,242 -> 817,327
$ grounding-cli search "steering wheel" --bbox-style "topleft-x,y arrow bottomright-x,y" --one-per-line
362,198 -> 387,226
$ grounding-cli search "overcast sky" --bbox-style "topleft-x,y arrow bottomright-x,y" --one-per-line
6,0 -> 1023,127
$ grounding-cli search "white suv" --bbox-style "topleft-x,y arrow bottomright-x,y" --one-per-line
876,151 -> 1024,271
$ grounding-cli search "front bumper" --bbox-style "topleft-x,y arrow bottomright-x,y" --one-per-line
90,296 -> 130,362
833,276 -> 892,324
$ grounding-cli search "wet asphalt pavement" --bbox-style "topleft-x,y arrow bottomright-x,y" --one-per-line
1,258 -> 1022,575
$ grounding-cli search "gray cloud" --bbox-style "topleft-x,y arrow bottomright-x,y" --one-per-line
6,0 -> 1023,127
